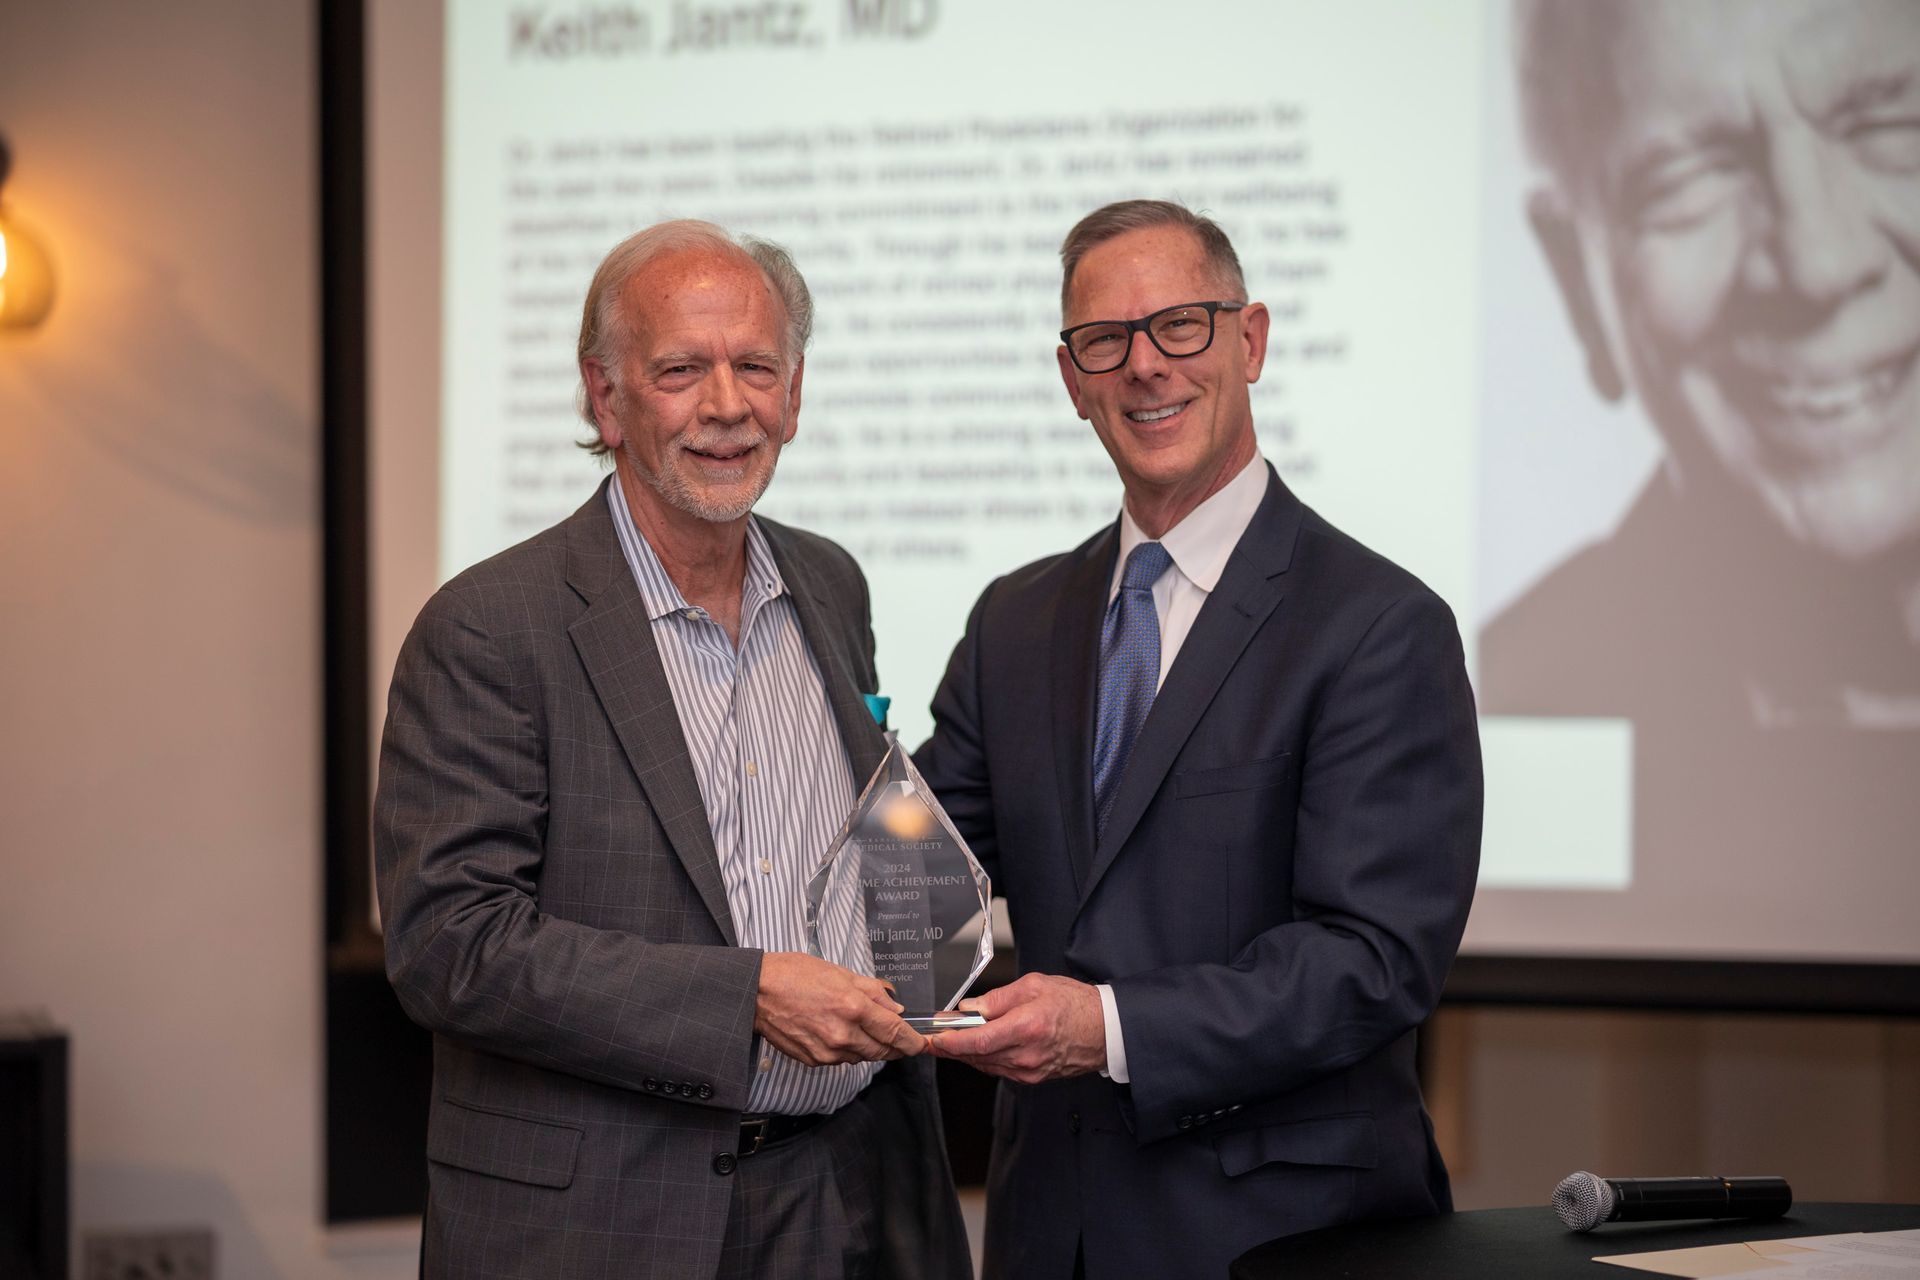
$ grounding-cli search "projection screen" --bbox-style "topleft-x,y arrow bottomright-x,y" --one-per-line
359,0 -> 1920,994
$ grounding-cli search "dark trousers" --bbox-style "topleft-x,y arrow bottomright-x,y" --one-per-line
717,1077 -> 894,1280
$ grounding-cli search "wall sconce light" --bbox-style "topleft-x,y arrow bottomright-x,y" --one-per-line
0,134 -> 57,331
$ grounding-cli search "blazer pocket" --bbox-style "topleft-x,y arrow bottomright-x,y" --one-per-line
1174,753 -> 1292,799
1214,1113 -> 1379,1178
427,1097 -> 582,1189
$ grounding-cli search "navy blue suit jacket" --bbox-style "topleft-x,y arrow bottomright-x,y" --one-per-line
917,467 -> 1483,1279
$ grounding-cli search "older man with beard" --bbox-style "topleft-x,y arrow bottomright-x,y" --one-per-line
375,220 -> 969,1280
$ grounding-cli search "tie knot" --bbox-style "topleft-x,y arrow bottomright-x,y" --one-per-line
1121,541 -> 1172,593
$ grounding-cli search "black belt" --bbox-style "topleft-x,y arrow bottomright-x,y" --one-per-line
736,1110 -> 829,1157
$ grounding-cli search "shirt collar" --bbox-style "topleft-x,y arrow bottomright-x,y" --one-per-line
605,473 -> 789,622
1114,451 -> 1269,594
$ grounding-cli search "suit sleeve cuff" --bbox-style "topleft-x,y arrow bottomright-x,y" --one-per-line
1096,983 -> 1129,1084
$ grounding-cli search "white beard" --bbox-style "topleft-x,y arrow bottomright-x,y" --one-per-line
623,427 -> 776,524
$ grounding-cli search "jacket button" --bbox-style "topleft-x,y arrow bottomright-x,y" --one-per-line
697,1083 -> 714,1099
1177,1115 -> 1193,1130
713,1152 -> 736,1176
644,1078 -> 659,1092
680,1082 -> 696,1097
1069,1110 -> 1081,1135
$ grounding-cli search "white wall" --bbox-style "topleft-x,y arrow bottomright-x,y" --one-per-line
0,2 -> 412,1275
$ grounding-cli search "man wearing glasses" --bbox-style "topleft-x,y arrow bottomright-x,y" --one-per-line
917,200 -> 1483,1278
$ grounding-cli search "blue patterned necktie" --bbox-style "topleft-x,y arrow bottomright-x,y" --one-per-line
1093,541 -> 1173,836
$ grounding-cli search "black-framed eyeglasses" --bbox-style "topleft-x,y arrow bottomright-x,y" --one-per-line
1060,300 -> 1246,374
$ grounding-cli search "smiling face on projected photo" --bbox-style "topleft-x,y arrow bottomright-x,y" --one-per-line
585,248 -> 801,531
1057,224 -> 1270,537
1536,0 -> 1920,563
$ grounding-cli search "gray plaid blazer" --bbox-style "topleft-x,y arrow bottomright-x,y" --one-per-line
375,480 -> 967,1279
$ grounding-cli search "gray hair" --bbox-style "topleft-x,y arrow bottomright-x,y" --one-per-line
1512,0 -> 1633,205
575,219 -> 814,454
1058,199 -> 1247,317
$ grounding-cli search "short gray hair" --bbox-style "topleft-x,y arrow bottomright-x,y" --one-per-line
1058,199 -> 1247,316
575,219 -> 814,454
1512,0 -> 1633,204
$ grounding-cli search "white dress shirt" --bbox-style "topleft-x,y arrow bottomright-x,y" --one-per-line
606,477 -> 873,1115
1095,451 -> 1270,1083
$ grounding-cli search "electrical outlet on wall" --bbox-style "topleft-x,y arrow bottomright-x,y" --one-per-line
82,1227 -> 215,1280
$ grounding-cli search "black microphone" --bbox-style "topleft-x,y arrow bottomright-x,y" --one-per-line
1553,1172 -> 1792,1232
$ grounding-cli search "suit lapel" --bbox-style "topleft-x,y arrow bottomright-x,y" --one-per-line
764,528 -> 887,785
1052,527 -> 1117,892
564,485 -> 739,946
1080,471 -> 1303,906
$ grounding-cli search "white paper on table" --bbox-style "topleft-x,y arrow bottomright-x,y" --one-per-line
1596,1231 -> 1920,1278
1749,1231 -> 1920,1277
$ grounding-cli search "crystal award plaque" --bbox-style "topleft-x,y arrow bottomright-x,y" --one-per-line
805,703 -> 992,1033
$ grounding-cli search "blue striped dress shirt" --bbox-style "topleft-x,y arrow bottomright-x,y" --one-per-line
606,477 -> 875,1115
